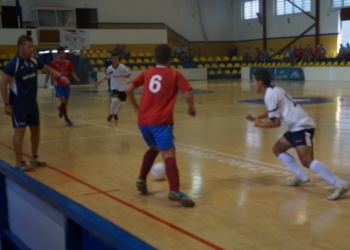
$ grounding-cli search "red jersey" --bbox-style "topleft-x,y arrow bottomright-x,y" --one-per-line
49,60 -> 74,86
296,48 -> 304,56
131,66 -> 192,126
314,47 -> 320,55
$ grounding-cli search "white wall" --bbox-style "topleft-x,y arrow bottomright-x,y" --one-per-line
342,20 -> 350,45
0,29 -> 38,45
1,0 -> 235,42
233,0 -> 339,41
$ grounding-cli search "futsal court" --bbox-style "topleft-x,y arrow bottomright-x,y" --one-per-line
1,78 -> 350,250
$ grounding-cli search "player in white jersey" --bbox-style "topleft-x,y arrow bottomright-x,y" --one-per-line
245,68 -> 350,200
94,52 -> 131,121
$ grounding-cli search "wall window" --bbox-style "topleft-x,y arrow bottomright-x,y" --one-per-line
244,0 -> 259,20
276,0 -> 311,16
332,0 -> 350,8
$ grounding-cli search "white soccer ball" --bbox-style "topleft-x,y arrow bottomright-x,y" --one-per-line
151,163 -> 166,181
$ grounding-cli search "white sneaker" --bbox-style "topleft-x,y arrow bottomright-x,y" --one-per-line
327,182 -> 350,200
287,175 -> 310,186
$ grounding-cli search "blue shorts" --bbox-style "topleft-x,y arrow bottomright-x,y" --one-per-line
12,104 -> 40,128
283,129 -> 315,148
138,124 -> 175,149
55,86 -> 70,99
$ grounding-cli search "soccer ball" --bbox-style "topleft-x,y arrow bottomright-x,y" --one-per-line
151,163 -> 166,181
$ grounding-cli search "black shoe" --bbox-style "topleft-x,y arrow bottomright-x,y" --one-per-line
57,106 -> 63,118
66,119 -> 73,126
114,114 -> 118,121
107,115 -> 113,122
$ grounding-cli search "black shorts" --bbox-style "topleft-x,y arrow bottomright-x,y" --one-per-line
111,90 -> 127,101
283,129 -> 315,148
12,104 -> 40,128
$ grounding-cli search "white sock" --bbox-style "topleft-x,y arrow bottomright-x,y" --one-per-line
114,102 -> 125,114
278,152 -> 307,177
110,98 -> 118,115
309,160 -> 343,186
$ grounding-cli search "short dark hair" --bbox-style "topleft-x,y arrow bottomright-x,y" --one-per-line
154,44 -> 171,64
17,35 -> 33,46
111,52 -> 119,58
57,46 -> 65,51
253,68 -> 271,86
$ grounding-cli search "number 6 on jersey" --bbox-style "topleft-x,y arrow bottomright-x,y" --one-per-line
149,75 -> 162,93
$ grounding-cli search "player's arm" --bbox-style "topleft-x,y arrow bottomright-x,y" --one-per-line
254,117 -> 281,128
0,73 -> 14,116
125,83 -> 139,113
70,71 -> 80,82
183,90 -> 196,117
44,72 -> 50,89
94,76 -> 109,86
245,110 -> 268,122
42,65 -> 69,84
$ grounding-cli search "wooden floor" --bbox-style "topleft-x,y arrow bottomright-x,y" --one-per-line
1,79 -> 350,250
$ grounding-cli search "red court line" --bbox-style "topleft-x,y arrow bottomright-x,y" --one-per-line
0,141 -> 224,250
82,189 -> 120,196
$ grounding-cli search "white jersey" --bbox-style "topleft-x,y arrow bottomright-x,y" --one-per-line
264,86 -> 316,132
105,63 -> 131,91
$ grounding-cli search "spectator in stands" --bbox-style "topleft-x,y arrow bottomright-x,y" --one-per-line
267,48 -> 274,62
180,45 -> 190,61
114,44 -> 123,59
173,44 -> 182,59
313,44 -> 321,63
244,47 -> 253,61
338,44 -> 347,62
292,46 -> 298,60
122,45 -> 130,60
346,43 -> 350,58
293,45 -> 304,64
306,44 -> 314,63
283,46 -> 292,63
255,48 -> 262,62
261,48 -> 268,62
319,44 -> 327,62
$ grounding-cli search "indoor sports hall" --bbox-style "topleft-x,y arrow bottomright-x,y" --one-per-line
1,0 -> 350,249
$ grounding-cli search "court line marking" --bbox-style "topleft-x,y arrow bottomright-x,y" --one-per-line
40,133 -> 130,143
0,141 -> 224,250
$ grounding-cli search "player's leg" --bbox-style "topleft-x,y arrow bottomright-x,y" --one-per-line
136,126 -> 159,194
108,92 -> 119,121
113,91 -> 126,120
274,133 -> 309,186
61,87 -> 73,126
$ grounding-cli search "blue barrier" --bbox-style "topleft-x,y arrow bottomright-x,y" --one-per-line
0,160 -> 156,250
249,67 -> 304,80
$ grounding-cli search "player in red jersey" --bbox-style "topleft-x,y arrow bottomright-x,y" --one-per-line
44,46 -> 80,126
126,44 -> 196,207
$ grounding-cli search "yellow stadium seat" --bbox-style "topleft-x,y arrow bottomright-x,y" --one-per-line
138,52 -> 145,57
89,60 -> 96,65
128,59 -> 135,64
204,64 -> 210,68
130,52 -> 137,57
37,70 -> 43,74
3,61 -> 8,66
308,62 -> 314,66
232,70 -> 238,74
326,61 -> 332,66
281,62 -> 286,66
215,57 -> 222,61
219,63 -> 226,68
339,61 -> 345,66
126,66 -> 131,70
238,56 -> 243,60
91,53 -> 98,58
145,52 -> 152,57
314,62 -> 320,66
333,61 -> 339,66
302,62 -> 308,66
140,66 -> 147,70
8,54 -> 15,59
279,55 -> 284,59
266,63 -> 272,67
100,67 -> 106,72
287,63 -> 291,66
96,59 -> 104,65
0,70 -> 2,75
197,64 -> 203,68
120,59 -> 127,64
170,65 -> 176,69
93,67 -> 99,72
207,57 -> 214,62
233,63 -> 240,67
224,70 -> 230,74
99,53 -> 106,57
262,63 -> 266,67
297,62 -> 303,66
223,56 -> 230,61
241,63 -> 247,67
226,63 -> 233,67
136,59 -> 143,63
132,66 -> 139,70
257,63 -> 262,66
253,63 -> 258,66
193,57 -> 199,62
276,62 -> 281,67
211,64 -> 218,68
177,65 -> 184,69
208,70 -> 215,75
247,63 -> 253,67
346,61 -> 350,66
0,54 -> 7,59
200,57 -> 207,62
231,56 -> 238,61
271,62 -> 276,67
239,70 -> 242,74
144,58 -> 151,63
173,58 -> 180,63
216,70 -> 222,74
147,65 -> 153,69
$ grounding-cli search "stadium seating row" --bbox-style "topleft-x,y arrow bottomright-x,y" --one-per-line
209,70 -> 241,75
198,63 -> 241,68
245,61 -> 350,67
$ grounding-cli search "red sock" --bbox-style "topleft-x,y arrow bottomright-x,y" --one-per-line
60,103 -> 69,121
139,149 -> 159,179
165,157 -> 180,192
